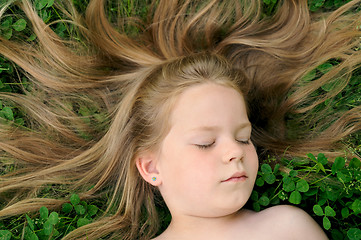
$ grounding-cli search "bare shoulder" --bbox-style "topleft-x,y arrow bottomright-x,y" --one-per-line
254,205 -> 328,240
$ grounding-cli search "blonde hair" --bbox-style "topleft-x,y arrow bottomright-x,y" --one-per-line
0,0 -> 361,239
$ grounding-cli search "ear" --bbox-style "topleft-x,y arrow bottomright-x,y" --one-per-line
135,151 -> 161,186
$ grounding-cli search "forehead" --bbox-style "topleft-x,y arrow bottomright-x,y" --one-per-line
169,83 -> 248,129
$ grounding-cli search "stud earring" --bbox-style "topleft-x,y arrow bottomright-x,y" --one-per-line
152,177 -> 157,181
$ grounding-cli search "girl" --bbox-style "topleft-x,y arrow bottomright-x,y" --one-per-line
0,0 -> 360,239
134,53 -> 328,240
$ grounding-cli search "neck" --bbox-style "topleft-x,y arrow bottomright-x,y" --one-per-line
159,210 -> 248,240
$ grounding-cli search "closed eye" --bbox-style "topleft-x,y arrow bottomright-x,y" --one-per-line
195,142 -> 215,149
237,139 -> 251,145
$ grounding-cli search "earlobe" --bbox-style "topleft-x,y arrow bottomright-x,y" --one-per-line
135,152 -> 161,186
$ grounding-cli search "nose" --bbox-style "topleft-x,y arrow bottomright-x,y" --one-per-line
222,139 -> 245,163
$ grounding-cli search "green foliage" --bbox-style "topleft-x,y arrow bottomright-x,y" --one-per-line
0,99 -> 26,127
0,0 -> 78,42
261,0 -> 281,17
287,60 -> 361,154
250,154 -> 361,239
0,194 -> 100,239
0,16 -> 26,40
308,0 -> 360,12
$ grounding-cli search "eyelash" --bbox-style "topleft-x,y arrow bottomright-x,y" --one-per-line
196,139 -> 251,149
237,139 -> 251,145
196,142 -> 215,149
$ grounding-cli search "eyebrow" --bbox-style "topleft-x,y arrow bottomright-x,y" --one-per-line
189,122 -> 252,132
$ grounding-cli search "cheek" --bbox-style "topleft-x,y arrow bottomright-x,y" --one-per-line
248,147 -> 259,175
187,151 -> 217,175
161,147 -> 217,183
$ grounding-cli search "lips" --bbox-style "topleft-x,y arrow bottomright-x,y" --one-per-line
222,172 -> 248,182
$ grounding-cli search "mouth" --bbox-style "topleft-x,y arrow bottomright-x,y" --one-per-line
222,172 -> 248,182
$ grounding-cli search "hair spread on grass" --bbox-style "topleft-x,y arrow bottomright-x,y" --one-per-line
0,0 -> 361,239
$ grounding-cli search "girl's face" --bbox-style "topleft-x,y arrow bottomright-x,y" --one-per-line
156,83 -> 259,219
